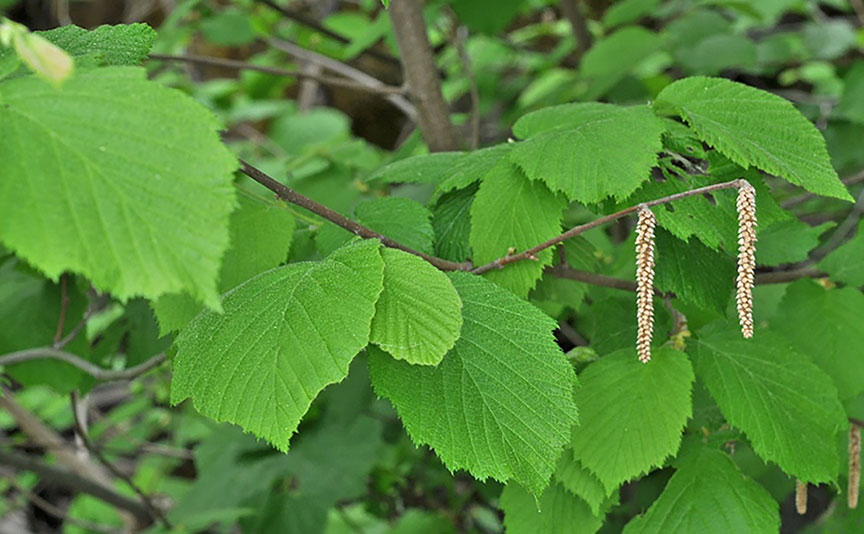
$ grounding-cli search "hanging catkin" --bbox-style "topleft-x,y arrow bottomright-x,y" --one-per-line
736,180 -> 757,339
795,480 -> 808,515
850,424 -> 861,509
635,205 -> 656,363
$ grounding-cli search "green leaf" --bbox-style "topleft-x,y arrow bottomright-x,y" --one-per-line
757,219 -> 831,266
450,0 -> 525,34
570,347 -> 694,493
171,239 -> 384,451
315,196 -> 434,257
579,26 -> 663,99
433,144 -> 513,201
501,482 -> 603,534
836,61 -> 864,125
153,193 -> 296,333
200,9 -> 256,46
38,23 -> 155,66
622,446 -> 779,534
470,160 -> 565,296
820,221 -> 864,287
529,274 -> 588,318
691,324 -> 848,483
583,296 -> 671,356
513,102 -> 629,138
355,197 -> 434,254
676,34 -> 757,76
431,186 -> 475,262
602,0 -> 660,29
510,104 -> 665,203
654,230 -> 735,312
370,248 -> 462,366
771,280 -> 864,400
0,259 -> 89,392
366,152 -> 465,184
0,67 -> 237,308
368,272 -> 579,495
555,451 -> 608,516
654,77 -> 851,201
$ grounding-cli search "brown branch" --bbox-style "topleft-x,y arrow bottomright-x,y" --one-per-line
0,388 -> 111,485
54,293 -> 109,350
255,0 -> 400,66
811,186 -> 864,261
240,160 -> 472,271
472,180 -> 744,275
71,392 -> 172,530
0,449 -> 153,527
149,53 -> 407,96
0,349 -> 166,382
781,169 -> 864,208
267,38 -> 417,119
53,273 -> 70,345
753,266 -> 823,284
851,0 -> 864,26
560,0 -> 592,55
8,479 -> 122,534
388,0 -> 457,151
550,265 -> 823,293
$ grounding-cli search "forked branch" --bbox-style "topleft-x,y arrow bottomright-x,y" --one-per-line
239,162 -> 820,292
471,180 -> 745,274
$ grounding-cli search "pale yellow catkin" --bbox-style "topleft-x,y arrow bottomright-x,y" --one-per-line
796,480 -> 808,515
635,206 -> 656,363
736,181 -> 757,339
850,425 -> 861,509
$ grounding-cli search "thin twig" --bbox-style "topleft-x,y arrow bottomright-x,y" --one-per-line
0,349 -> 166,382
810,186 -> 864,261
455,26 -> 480,150
255,0 -> 400,66
781,169 -> 864,208
8,478 -> 122,534
71,392 -> 172,530
54,293 -> 109,350
149,53 -> 407,96
0,449 -> 153,526
472,180 -> 744,275
53,273 -> 70,345
266,38 -> 417,119
239,160 -> 472,271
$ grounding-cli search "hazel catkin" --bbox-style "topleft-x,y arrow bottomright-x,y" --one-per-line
635,205 -> 656,363
736,180 -> 757,339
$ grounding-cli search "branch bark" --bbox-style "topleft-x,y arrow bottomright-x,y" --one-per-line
550,265 -> 824,293
70,392 -> 171,529
0,350 -> 166,382
240,161 -> 472,271
388,0 -> 457,151
149,53 -> 407,96
560,0 -> 592,55
0,449 -> 153,527
255,0 -> 401,66
267,38 -> 417,120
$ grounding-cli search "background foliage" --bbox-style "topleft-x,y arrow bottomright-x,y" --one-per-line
2,0 -> 864,533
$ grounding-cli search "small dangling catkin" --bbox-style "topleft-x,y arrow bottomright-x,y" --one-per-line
850,424 -> 861,509
736,180 -> 757,339
635,205 -> 656,363
795,480 -> 808,515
